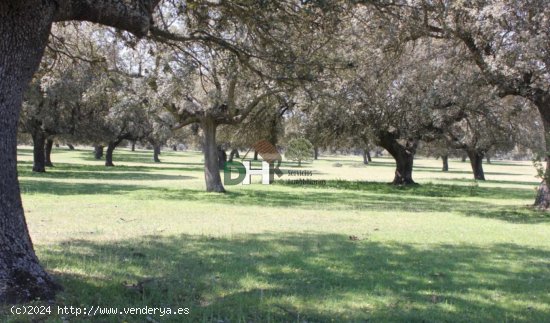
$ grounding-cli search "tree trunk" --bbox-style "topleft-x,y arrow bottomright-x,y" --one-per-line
367,150 -> 372,162
229,149 -> 240,162
172,144 -> 177,151
217,147 -> 227,169
45,138 -> 54,167
441,155 -> 449,172
67,143 -> 75,150
105,141 -> 121,167
153,144 -> 161,163
486,156 -> 491,164
377,132 -> 416,185
0,2 -> 60,303
131,141 -> 136,152
94,145 -> 104,160
467,149 -> 485,181
253,150 -> 259,161
314,147 -> 319,160
461,154 -> 467,162
31,131 -> 46,173
201,118 -> 225,193
532,93 -> 550,208
362,149 -> 369,165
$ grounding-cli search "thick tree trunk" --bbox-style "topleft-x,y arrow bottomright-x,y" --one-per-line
362,149 -> 369,165
378,132 -> 417,185
153,144 -> 161,163
441,155 -> 449,172
467,149 -> 485,181
0,2 -> 60,303
45,138 -> 54,167
67,143 -> 75,150
31,131 -> 46,173
94,145 -> 104,160
532,93 -> 550,208
314,147 -> 319,160
201,118 -> 225,193
105,141 -> 120,167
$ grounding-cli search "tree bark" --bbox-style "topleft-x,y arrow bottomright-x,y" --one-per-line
367,150 -> 372,162
45,138 -> 54,167
153,144 -> 161,163
217,147 -> 227,169
94,145 -> 104,160
461,154 -> 467,162
31,131 -> 46,173
441,155 -> 449,172
105,141 -> 121,167
0,2 -> 60,303
229,149 -> 240,162
67,143 -> 75,150
532,93 -> 550,208
131,141 -> 136,152
314,147 -> 319,160
377,132 -> 417,185
362,149 -> 369,165
486,156 -> 491,164
466,149 -> 485,181
253,150 -> 259,161
201,118 -> 225,193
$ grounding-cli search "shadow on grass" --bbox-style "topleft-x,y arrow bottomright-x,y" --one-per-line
15,233 -> 549,322
440,178 -> 540,187
17,161 -> 205,175
18,177 -> 549,223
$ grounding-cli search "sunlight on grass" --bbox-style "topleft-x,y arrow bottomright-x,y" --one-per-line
3,146 -> 549,322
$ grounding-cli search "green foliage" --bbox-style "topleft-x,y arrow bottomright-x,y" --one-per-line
285,138 -> 314,166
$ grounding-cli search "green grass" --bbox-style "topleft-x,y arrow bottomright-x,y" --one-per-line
2,146 -> 550,322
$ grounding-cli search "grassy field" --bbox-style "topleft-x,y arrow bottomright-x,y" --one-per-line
3,146 -> 550,322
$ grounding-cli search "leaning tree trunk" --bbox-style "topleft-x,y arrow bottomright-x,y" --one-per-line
0,2 -> 60,303
31,131 -> 46,173
201,118 -> 225,193
378,132 -> 417,185
441,155 -> 449,172
67,143 -> 75,150
45,138 -> 54,167
94,145 -> 104,160
153,144 -> 161,163
466,149 -> 485,181
105,141 -> 121,167
362,149 -> 369,165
